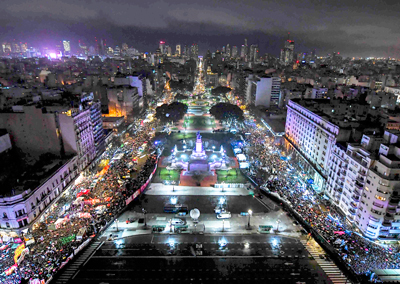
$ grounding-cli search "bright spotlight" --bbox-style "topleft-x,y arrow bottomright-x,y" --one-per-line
219,197 -> 226,205
272,239 -> 278,246
168,239 -> 175,247
170,197 -> 178,205
218,238 -> 227,248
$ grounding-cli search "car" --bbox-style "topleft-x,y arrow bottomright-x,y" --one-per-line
214,206 -> 226,214
171,218 -> 186,225
216,212 -> 231,219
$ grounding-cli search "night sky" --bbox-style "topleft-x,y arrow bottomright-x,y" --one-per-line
2,0 -> 400,58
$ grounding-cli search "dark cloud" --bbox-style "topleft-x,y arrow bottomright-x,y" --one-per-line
1,0 -> 399,57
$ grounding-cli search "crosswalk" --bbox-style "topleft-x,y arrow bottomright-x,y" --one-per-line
52,240 -> 103,284
300,239 -> 350,284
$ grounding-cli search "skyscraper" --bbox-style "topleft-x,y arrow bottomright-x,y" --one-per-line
159,41 -> 165,54
232,46 -> 238,58
176,44 -> 181,56
184,45 -> 190,58
226,44 -> 231,58
281,39 -> 295,65
190,43 -> 198,59
249,44 -> 258,62
63,40 -> 71,55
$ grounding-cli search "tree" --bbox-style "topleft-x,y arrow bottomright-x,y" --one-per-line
209,103 -> 244,125
211,86 -> 232,96
155,102 -> 188,125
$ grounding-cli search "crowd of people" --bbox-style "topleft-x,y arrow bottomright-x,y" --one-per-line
238,118 -> 400,276
0,118 -> 160,284
241,117 -> 400,279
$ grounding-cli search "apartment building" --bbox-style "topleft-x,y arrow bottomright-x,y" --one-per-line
0,156 -> 79,236
285,99 -> 352,189
326,130 -> 400,240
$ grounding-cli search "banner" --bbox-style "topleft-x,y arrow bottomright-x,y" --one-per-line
5,264 -> 17,275
14,243 -> 25,263
17,248 -> 29,265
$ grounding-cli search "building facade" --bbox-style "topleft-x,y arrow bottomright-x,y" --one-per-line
0,156 -> 79,236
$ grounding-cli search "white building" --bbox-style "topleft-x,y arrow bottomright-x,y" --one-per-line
326,130 -> 400,240
245,75 -> 281,108
0,104 -> 97,171
0,156 -> 79,237
285,99 -> 351,190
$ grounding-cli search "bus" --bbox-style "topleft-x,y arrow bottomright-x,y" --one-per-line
164,204 -> 189,215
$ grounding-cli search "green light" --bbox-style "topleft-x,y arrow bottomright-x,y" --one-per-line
121,144 -> 124,147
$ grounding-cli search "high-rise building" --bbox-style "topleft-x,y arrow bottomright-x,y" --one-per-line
166,45 -> 172,56
240,45 -> 245,59
325,130 -> 400,240
114,46 -> 121,56
176,44 -> 181,56
2,43 -> 11,53
281,39 -> 295,65
89,101 -> 105,156
245,75 -> 281,108
249,44 -> 258,62
159,41 -> 165,54
190,43 -> 199,59
20,43 -> 27,53
232,46 -> 238,58
62,40 -> 71,55
226,44 -> 231,58
12,43 -> 21,53
184,45 -> 190,57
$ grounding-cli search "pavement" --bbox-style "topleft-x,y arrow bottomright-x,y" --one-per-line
100,183 -> 302,241
69,234 -> 338,284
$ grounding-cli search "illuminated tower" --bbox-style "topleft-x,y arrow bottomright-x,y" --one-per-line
63,40 -> 71,55
159,41 -> 165,54
176,44 -> 181,56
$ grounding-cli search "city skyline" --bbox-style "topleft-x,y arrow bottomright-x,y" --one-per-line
1,0 -> 400,58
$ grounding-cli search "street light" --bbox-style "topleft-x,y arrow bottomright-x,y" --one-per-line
276,219 -> 281,232
247,210 -> 252,229
142,208 -> 147,228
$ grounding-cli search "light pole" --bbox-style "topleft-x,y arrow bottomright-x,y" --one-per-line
247,210 -> 252,229
276,219 -> 281,232
115,219 -> 119,232
222,219 -> 225,232
142,208 -> 147,228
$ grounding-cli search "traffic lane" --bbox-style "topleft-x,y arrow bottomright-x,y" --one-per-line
129,195 -> 268,214
102,234 -> 302,248
96,235 -> 306,257
73,258 -> 315,284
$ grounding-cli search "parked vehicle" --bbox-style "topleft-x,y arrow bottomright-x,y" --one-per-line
217,212 -> 231,219
171,218 -> 186,225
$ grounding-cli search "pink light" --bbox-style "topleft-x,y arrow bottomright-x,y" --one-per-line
160,41 -> 165,44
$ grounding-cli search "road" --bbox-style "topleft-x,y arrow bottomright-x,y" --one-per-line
69,234 -> 331,284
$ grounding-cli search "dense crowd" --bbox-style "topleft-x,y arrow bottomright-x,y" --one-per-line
0,119 -> 160,284
242,118 -> 400,279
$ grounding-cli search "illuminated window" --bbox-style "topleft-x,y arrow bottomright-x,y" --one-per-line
375,195 -> 386,201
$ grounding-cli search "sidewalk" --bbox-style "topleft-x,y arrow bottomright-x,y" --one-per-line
146,183 -> 254,196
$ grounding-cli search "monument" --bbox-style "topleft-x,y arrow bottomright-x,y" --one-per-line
190,132 -> 208,160
167,131 -> 231,172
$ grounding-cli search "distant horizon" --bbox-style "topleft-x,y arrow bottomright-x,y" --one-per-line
2,0 -> 400,59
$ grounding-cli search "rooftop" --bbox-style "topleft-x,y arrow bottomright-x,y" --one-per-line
0,153 -> 74,197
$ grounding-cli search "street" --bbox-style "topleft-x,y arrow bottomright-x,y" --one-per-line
69,234 -> 331,284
